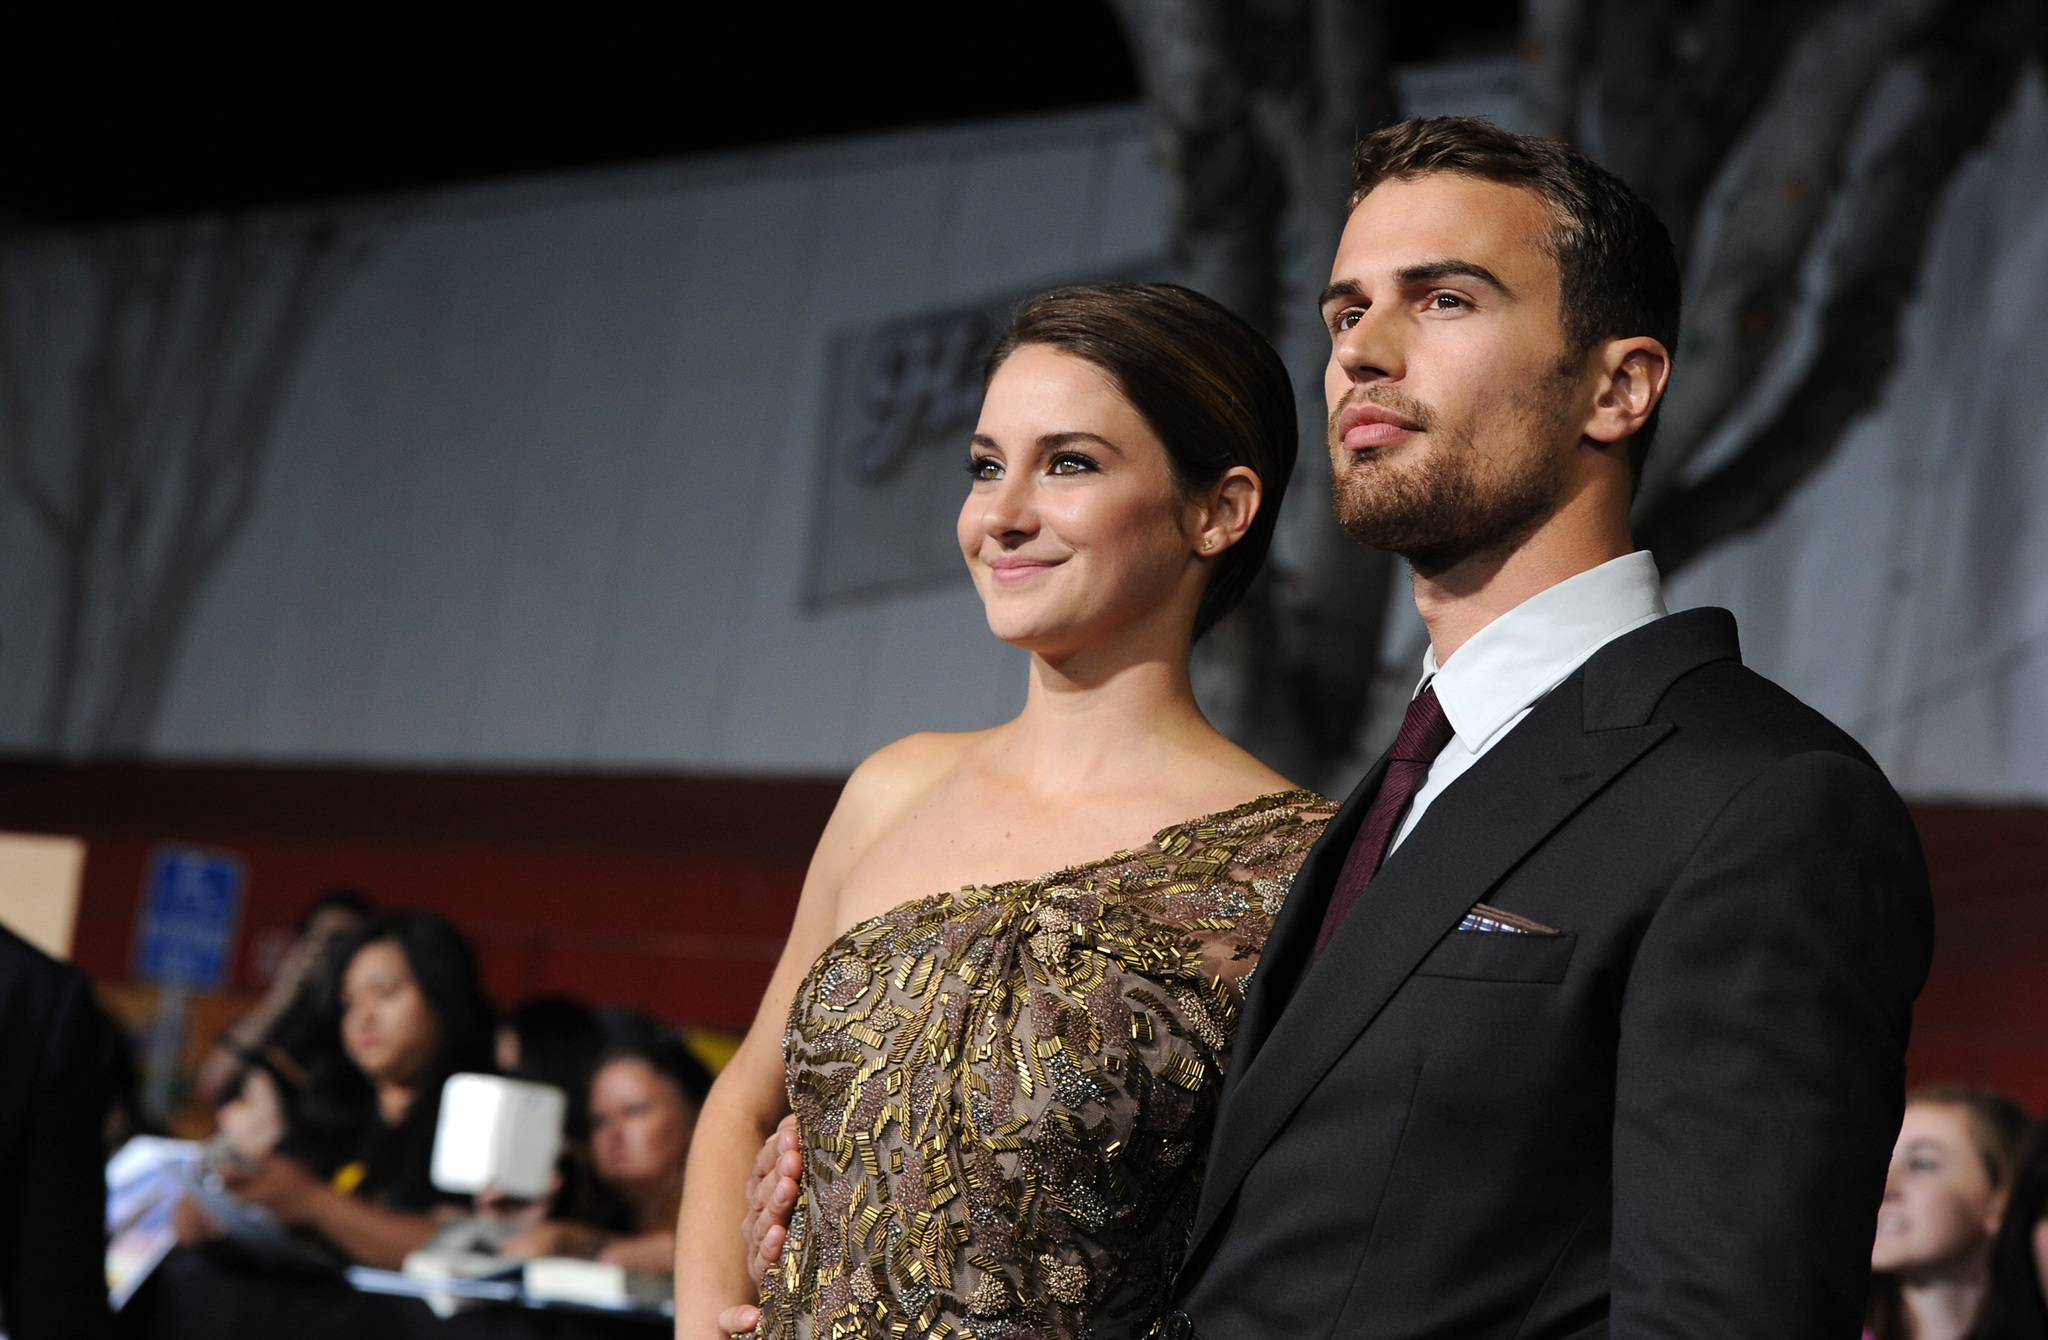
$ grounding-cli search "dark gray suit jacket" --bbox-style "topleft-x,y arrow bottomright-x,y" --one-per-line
1172,608 -> 1933,1338
0,926 -> 112,1339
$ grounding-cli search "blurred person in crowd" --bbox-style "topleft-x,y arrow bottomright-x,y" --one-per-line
178,909 -> 495,1268
195,887 -> 372,1108
499,1026 -> 712,1274
495,994 -> 610,1224
1970,1123 -> 2048,1339
0,924 -> 113,1339
1870,1085 -> 2034,1340
498,994 -> 607,1142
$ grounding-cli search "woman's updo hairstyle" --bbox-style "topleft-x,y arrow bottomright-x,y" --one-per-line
985,282 -> 1297,640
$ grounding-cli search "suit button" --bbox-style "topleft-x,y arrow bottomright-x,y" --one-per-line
1162,1312 -> 1194,1340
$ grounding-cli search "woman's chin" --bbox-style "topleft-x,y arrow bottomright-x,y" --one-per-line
982,604 -> 1085,655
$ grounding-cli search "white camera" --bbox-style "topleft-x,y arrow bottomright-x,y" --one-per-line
429,1074 -> 566,1200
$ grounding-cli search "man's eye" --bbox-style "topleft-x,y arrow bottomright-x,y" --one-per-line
1428,293 -> 1466,311
966,456 -> 1002,480
1049,453 -> 1097,475
1334,309 -> 1363,331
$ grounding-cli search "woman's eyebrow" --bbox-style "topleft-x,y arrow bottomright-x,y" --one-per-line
1039,431 -> 1122,454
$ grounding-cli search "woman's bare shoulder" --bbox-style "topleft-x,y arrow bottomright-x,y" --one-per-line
822,730 -> 993,861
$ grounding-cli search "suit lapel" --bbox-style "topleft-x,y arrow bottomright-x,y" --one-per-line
1188,673 -> 1673,1251
1222,752 -> 1387,1102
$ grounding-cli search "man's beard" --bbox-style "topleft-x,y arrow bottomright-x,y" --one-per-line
1328,376 -> 1575,574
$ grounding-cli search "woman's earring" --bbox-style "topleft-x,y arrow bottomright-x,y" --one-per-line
1201,537 -> 1215,552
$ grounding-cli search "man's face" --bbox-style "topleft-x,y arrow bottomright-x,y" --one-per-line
1321,173 -> 1589,571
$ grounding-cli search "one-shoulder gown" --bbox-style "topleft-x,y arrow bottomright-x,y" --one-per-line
756,789 -> 1336,1339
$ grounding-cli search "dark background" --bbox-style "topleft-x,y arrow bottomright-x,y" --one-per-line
1,2 -> 1519,224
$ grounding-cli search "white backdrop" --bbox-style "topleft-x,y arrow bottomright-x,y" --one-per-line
0,108 -> 1166,773
4,77 -> 2047,800
1663,73 -> 2048,801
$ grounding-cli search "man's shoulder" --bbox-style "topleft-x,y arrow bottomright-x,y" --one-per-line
1652,654 -> 1878,773
1583,607 -> 1876,771
0,924 -> 92,1019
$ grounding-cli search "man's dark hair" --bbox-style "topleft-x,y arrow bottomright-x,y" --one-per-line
295,885 -> 373,936
1350,117 -> 1682,479
987,282 -> 1297,640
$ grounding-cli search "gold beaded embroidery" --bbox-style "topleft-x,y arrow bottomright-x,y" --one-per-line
757,790 -> 1334,1340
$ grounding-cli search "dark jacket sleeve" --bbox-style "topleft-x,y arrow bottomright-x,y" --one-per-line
1610,750 -> 1932,1338
3,965 -> 114,1340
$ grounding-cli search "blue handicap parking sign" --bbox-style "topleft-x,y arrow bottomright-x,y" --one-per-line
134,847 -> 245,990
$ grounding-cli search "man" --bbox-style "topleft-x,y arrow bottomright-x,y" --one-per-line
734,117 -> 1933,1337
0,924 -> 114,1339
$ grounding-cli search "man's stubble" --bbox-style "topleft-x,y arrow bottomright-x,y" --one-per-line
1327,368 -> 1579,577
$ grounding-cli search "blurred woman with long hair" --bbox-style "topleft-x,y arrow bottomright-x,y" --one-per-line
1869,1085 -> 2034,1340
183,909 -> 497,1268
1970,1123 -> 2048,1339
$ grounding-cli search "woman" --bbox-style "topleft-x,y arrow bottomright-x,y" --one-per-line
191,909 -> 498,1268
195,887 -> 373,1108
676,283 -> 1336,1338
1971,1124 -> 2048,1339
501,1030 -> 714,1271
1869,1085 -> 2035,1340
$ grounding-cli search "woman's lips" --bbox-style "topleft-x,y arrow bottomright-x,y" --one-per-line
1339,404 -> 1423,451
988,557 -> 1063,585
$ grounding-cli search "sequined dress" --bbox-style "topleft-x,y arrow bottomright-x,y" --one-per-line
757,790 -> 1335,1340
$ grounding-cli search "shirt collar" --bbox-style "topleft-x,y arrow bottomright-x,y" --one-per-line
1418,550 -> 1667,752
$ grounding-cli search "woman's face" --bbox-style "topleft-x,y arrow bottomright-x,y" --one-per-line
589,1058 -> 695,1194
1872,1101 -> 2006,1275
959,345 -> 1238,660
2035,1214 -> 2048,1307
340,938 -> 440,1092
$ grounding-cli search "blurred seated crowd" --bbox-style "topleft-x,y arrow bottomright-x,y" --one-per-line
139,889 -> 713,1326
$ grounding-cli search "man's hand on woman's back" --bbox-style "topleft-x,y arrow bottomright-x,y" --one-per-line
717,1114 -> 803,1335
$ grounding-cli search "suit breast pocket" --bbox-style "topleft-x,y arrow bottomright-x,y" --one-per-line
1414,930 -> 1577,983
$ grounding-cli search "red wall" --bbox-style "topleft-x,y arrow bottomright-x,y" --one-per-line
5,762 -> 2047,1101
0,761 -> 841,1031
1903,807 -> 2048,1112
69,835 -> 803,1030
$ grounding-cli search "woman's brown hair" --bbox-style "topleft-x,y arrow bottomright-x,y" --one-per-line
1868,1085 -> 2037,1340
985,282 -> 1298,640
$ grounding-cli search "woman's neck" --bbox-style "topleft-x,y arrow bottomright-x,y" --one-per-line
1899,1255 -> 1991,1340
376,1080 -> 415,1126
1006,639 -> 1213,796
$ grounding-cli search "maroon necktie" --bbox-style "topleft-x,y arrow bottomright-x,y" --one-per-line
1313,686 -> 1456,959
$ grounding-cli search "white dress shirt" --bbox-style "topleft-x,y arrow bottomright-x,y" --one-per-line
1386,550 -> 1667,855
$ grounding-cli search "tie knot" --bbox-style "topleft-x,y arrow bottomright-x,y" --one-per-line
1391,686 -> 1455,764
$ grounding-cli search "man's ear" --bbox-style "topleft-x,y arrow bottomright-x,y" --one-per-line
1583,336 -> 1672,447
